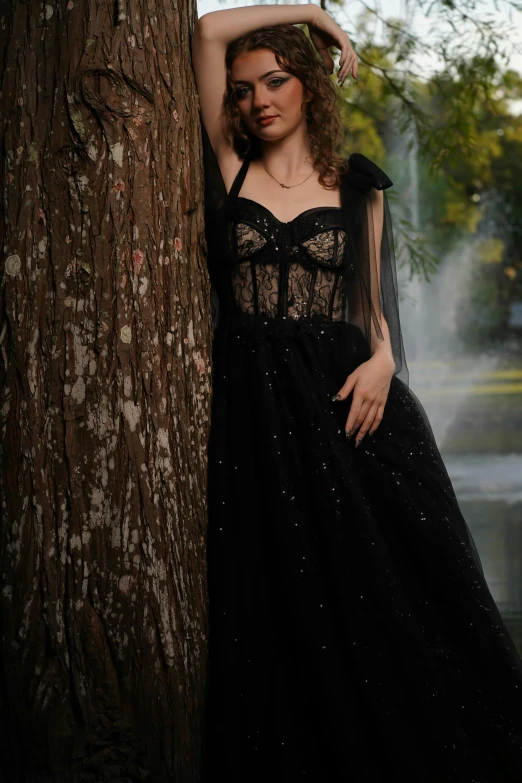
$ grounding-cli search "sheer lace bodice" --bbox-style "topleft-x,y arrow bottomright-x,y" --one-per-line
231,198 -> 349,320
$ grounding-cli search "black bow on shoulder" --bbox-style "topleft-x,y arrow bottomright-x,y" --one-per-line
344,152 -> 393,192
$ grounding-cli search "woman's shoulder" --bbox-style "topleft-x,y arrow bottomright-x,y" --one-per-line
343,152 -> 393,192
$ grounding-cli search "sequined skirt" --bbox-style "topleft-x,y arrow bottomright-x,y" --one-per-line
203,312 -> 522,783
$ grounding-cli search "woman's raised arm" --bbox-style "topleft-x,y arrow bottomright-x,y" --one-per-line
195,3 -> 318,46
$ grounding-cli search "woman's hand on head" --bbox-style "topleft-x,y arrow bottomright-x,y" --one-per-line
308,6 -> 358,84
332,351 -> 396,446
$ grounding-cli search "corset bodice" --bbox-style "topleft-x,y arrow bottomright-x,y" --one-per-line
228,197 -> 352,321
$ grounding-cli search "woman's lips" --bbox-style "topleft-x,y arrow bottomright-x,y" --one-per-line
257,116 -> 278,125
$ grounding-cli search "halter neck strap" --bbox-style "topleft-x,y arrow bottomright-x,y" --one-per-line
228,155 -> 251,200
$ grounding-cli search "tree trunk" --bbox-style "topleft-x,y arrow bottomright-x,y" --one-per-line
0,1 -> 209,780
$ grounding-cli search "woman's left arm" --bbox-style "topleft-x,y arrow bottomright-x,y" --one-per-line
332,188 -> 396,446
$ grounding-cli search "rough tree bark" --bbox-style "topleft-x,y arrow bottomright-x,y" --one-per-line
0,0 -> 210,780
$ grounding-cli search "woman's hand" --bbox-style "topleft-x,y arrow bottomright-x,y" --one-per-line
308,7 -> 358,85
332,350 -> 396,446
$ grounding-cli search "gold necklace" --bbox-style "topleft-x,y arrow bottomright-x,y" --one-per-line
259,159 -> 316,189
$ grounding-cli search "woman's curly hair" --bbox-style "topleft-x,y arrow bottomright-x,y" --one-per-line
223,24 -> 349,189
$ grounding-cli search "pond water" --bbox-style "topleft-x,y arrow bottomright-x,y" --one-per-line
443,453 -> 522,655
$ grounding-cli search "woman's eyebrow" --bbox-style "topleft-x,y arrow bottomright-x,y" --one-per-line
232,69 -> 287,84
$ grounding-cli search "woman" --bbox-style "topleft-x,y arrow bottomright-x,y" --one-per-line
191,4 -> 522,781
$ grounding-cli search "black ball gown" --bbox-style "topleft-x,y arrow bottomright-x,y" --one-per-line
200,122 -> 522,782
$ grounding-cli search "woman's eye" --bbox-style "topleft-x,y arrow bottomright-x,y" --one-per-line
235,78 -> 287,99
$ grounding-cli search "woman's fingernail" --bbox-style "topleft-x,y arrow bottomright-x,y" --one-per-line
331,394 -> 341,401
355,437 -> 363,448
345,430 -> 352,439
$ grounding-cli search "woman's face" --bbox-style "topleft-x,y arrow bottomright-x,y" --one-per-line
230,48 -> 309,140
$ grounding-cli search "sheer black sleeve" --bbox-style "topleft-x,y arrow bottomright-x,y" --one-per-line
200,121 -> 230,331
341,153 -> 409,387
201,121 -> 228,219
